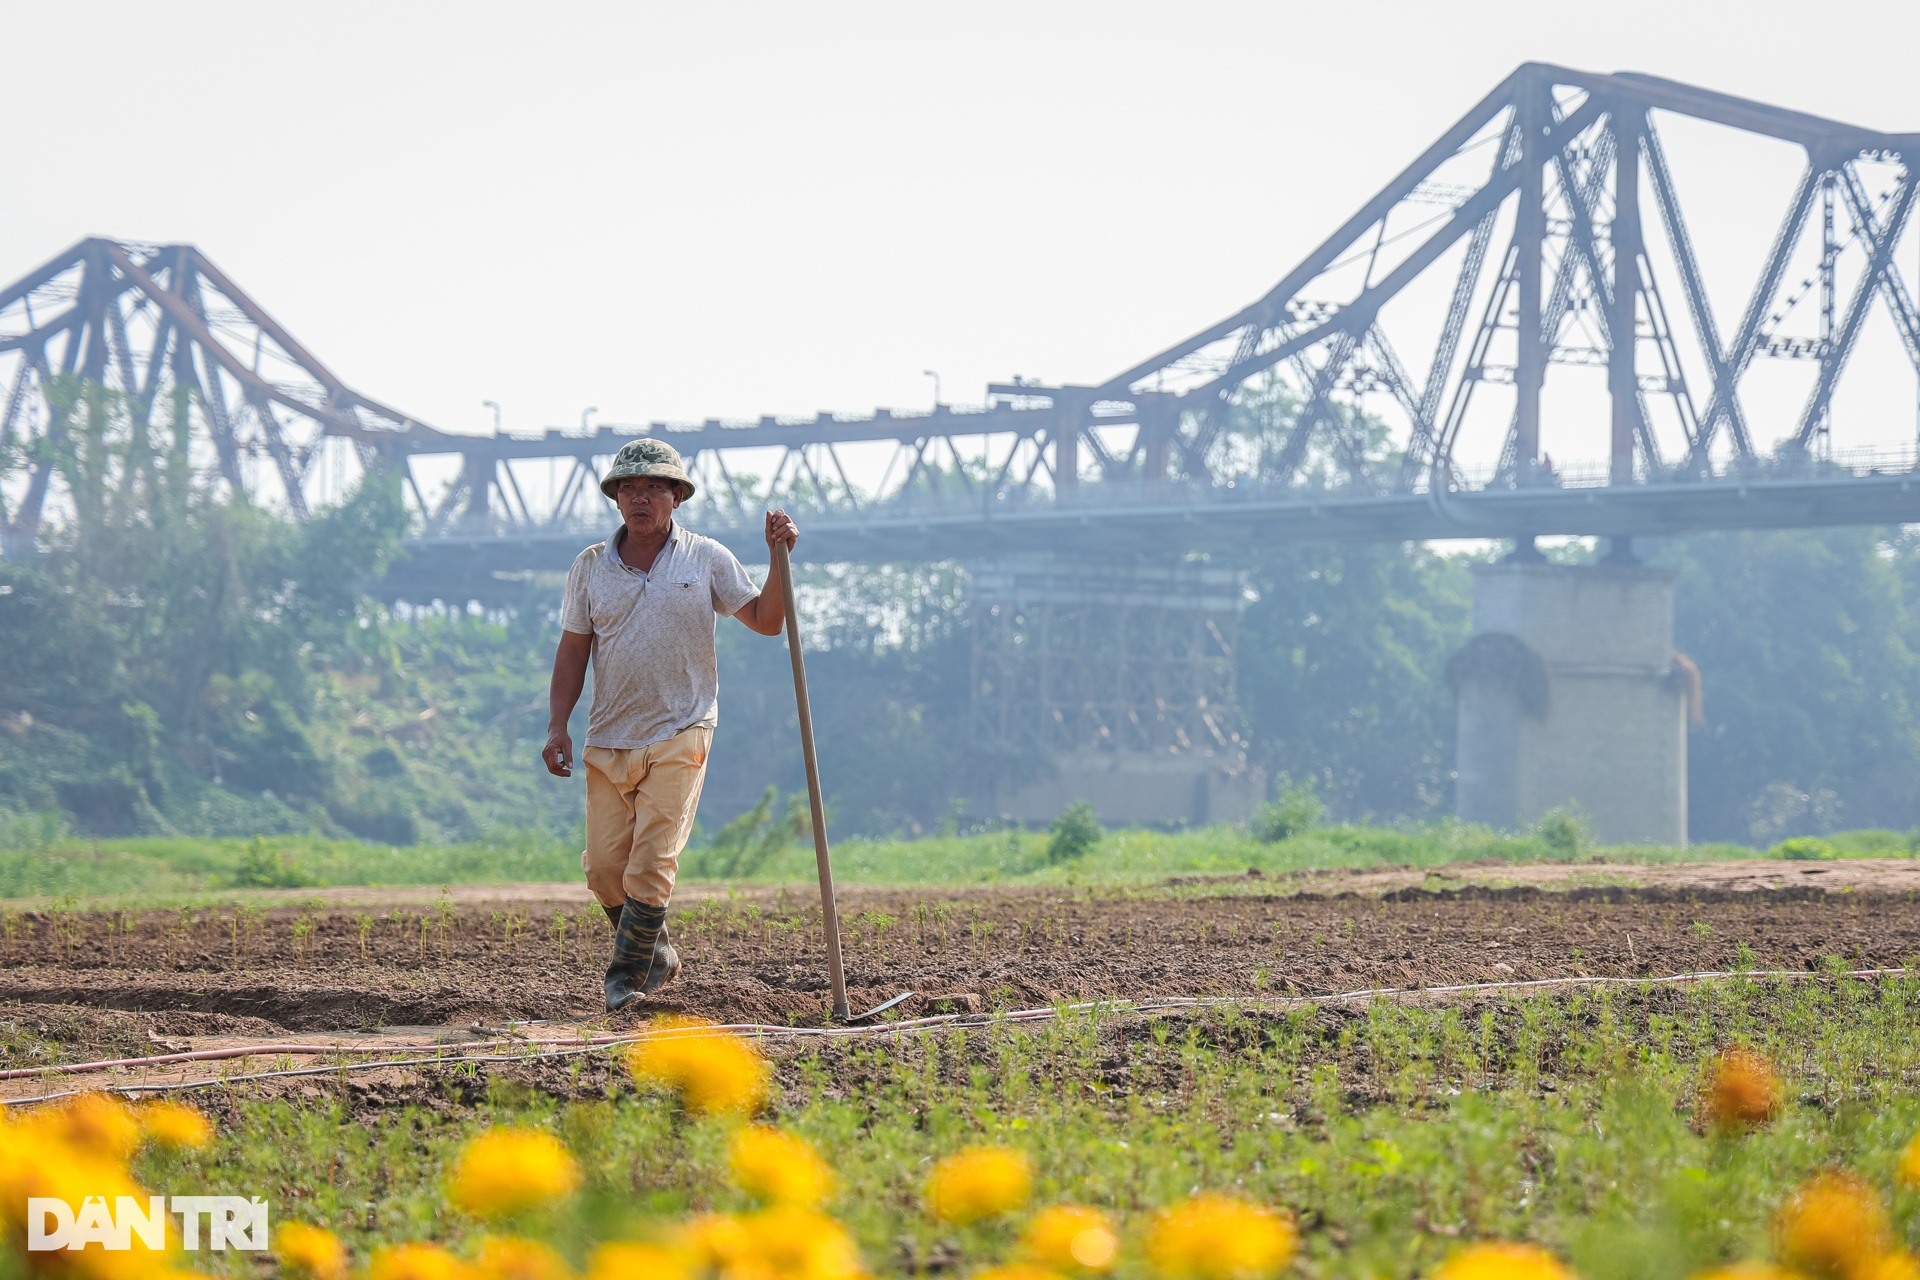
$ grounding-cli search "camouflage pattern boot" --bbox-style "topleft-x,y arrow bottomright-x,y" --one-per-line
605,898 -> 667,1012
644,922 -> 681,996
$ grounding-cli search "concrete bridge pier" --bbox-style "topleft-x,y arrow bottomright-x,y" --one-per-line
1451,558 -> 1689,845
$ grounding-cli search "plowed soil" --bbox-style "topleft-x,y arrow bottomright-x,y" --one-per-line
5,865 -> 1915,1081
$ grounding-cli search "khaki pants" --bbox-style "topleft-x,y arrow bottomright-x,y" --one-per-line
581,726 -> 713,909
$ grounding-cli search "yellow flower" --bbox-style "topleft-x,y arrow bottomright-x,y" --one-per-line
1898,1133 -> 1920,1188
729,1126 -> 834,1206
1688,1266 -> 1802,1280
473,1236 -> 575,1280
738,1205 -> 865,1280
447,1129 -> 583,1219
671,1207 -> 862,1280
625,1016 -> 771,1118
1430,1244 -> 1577,1280
926,1147 -> 1032,1225
277,1222 -> 349,1280
1867,1255 -> 1920,1280
1145,1194 -> 1297,1280
370,1242 -> 472,1280
1701,1048 -> 1782,1133
140,1101 -> 214,1150
586,1242 -> 688,1280
40,1092 -> 144,1158
676,1213 -> 755,1274
0,1131 -> 165,1279
976,1267 -> 1064,1280
1775,1172 -> 1890,1280
1023,1205 -> 1119,1273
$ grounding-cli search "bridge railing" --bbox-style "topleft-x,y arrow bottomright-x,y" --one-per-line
402,438 -> 1920,546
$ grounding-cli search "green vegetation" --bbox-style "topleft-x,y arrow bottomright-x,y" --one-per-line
11,816 -> 1905,903
1047,801 -> 1104,864
0,381 -> 575,846
1252,780 -> 1325,843
1775,836 -> 1842,861
0,830 -> 582,901
118,973 -> 1920,1280
1533,805 -> 1593,859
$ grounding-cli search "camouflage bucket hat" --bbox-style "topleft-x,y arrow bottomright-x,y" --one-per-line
601,437 -> 696,500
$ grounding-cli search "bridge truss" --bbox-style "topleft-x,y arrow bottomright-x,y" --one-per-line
4,63 -> 1919,583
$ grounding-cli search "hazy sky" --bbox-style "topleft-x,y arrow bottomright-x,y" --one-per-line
6,1 -> 1919,456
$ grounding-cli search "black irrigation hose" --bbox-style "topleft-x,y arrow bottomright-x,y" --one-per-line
4,965 -> 1909,1107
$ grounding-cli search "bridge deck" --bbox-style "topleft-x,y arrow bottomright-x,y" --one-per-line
383,469 -> 1920,601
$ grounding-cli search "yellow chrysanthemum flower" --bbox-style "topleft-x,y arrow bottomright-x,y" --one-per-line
1687,1264 -> 1801,1280
447,1129 -> 583,1219
1023,1205 -> 1120,1273
277,1222 -> 349,1280
926,1147 -> 1032,1225
7,1145 -> 153,1239
975,1266 -> 1064,1280
1867,1255 -> 1920,1280
140,1101 -> 214,1150
1145,1194 -> 1297,1280
729,1126 -> 834,1206
677,1213 -> 756,1272
1897,1133 -> 1920,1189
738,1205 -> 866,1280
1431,1243 -> 1577,1280
671,1206 -> 865,1280
1701,1048 -> 1782,1133
586,1242 -> 689,1280
43,1092 -> 144,1158
625,1016 -> 771,1118
1776,1172 -> 1891,1280
473,1235 -> 575,1280
370,1242 -> 472,1280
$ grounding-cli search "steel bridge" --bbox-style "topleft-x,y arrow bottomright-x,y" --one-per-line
4,63 -> 1919,598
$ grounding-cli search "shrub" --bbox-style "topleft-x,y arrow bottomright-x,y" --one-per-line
1533,805 -> 1591,859
1047,801 -> 1103,864
1774,836 -> 1841,861
1251,781 -> 1322,844
695,786 -> 810,879
227,835 -> 315,888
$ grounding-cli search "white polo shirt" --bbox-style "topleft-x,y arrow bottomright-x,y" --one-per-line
560,522 -> 759,750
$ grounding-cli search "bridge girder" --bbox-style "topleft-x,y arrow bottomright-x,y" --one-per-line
0,238 -> 438,553
5,64 -> 1920,579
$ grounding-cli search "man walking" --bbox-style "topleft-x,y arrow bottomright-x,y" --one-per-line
542,438 -> 798,1012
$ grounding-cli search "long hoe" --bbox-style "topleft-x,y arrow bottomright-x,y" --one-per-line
773,537 -> 913,1025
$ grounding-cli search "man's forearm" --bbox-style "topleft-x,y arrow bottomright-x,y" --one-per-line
548,677 -> 584,732
739,560 -> 788,636
548,636 -> 590,730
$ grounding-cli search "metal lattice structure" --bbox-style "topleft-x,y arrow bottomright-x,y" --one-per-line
0,238 -> 439,555
967,556 -> 1247,759
393,61 -> 1920,584
5,64 -> 1920,582
1080,62 -> 1920,495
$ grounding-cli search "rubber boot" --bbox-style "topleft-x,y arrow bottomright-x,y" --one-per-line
644,922 -> 681,996
605,899 -> 680,1010
601,902 -> 622,930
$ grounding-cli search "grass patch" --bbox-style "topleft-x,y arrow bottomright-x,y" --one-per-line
3,820 -> 1913,904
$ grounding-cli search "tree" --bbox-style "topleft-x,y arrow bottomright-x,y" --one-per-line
1660,527 -> 1920,842
0,381 -> 408,835
1237,540 -> 1473,821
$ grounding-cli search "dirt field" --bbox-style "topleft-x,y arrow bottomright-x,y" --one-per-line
4,860 -> 1915,1092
